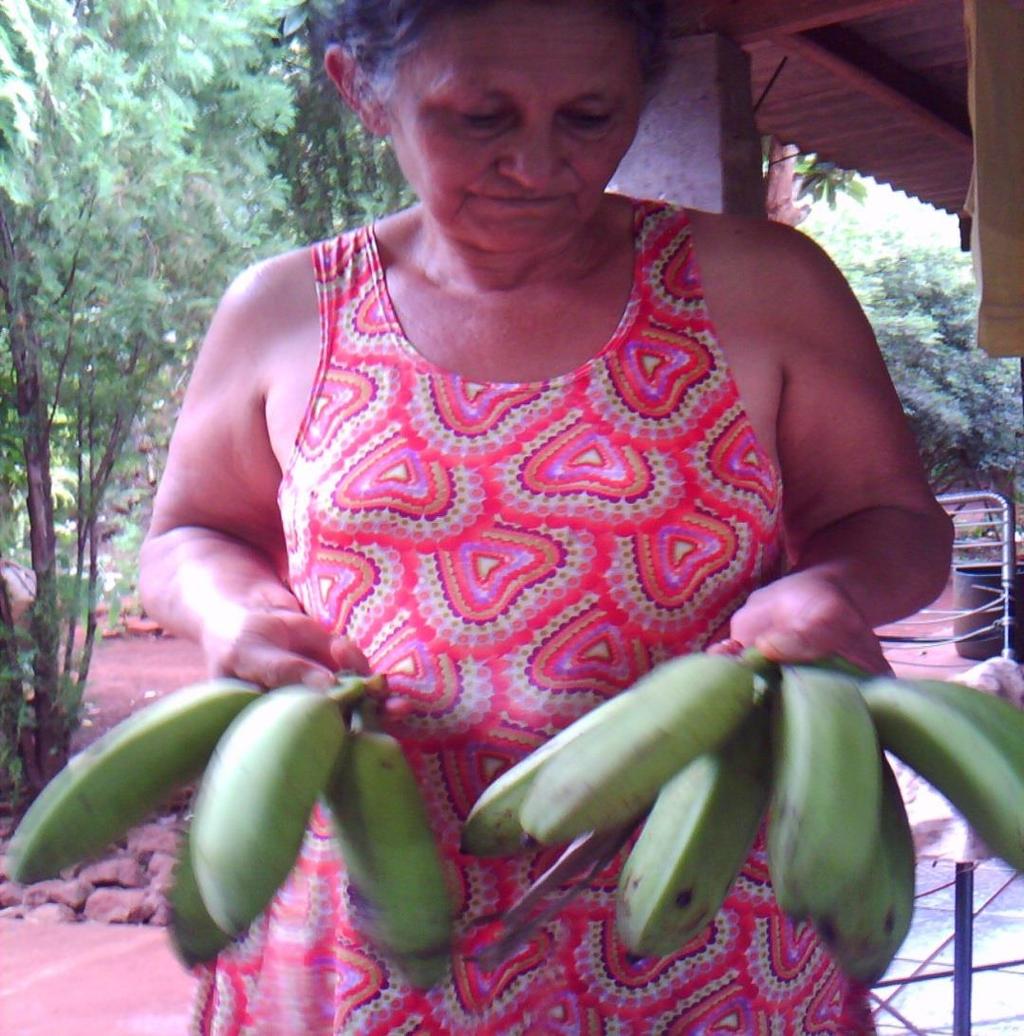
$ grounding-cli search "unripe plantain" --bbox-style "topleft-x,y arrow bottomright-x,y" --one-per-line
190,686 -> 348,935
766,665 -> 883,919
519,653 -> 759,846
8,678 -> 260,884
813,756 -> 916,985
167,821 -> 235,968
462,691 -> 644,857
616,707 -> 771,957
860,676 -> 1024,870
324,721 -> 454,988
897,677 -> 1024,776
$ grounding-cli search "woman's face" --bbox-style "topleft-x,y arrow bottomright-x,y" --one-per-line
374,0 -> 646,254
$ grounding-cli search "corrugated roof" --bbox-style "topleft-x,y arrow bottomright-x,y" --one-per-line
671,0 -> 974,214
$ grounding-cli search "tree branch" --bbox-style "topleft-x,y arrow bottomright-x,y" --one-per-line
54,192 -> 97,307
46,292 -> 79,436
75,514 -> 101,693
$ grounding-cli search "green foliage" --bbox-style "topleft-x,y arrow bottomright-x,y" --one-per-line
762,137 -> 868,215
266,3 -> 413,242
0,0 -> 419,801
795,158 -> 868,210
862,255 -> 1019,494
0,0 -> 299,798
805,194 -> 1021,494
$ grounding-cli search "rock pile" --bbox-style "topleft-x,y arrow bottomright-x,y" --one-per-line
0,812 -> 186,925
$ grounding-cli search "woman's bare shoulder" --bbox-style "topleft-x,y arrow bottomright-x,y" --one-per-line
685,208 -> 872,351
215,246 -> 319,344
686,208 -> 837,282
183,246 -> 322,407
169,246 -> 320,443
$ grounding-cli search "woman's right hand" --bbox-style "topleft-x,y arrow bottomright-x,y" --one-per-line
200,583 -> 370,691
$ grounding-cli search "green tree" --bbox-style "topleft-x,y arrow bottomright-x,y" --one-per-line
764,137 -> 867,226
805,194 -> 1021,496
0,0 -> 295,799
267,3 -> 412,243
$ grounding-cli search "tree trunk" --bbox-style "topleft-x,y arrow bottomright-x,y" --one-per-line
765,137 -> 810,227
2,208 -> 69,791
9,318 -> 67,787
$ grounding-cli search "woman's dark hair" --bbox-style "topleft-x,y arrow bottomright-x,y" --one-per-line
310,0 -> 668,92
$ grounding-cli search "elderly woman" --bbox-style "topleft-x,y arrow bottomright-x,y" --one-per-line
140,0 -> 952,1032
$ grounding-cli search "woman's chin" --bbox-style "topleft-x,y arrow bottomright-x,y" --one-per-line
453,197 -> 590,253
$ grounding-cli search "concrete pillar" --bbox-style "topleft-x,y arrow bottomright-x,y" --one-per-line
610,34 -> 765,216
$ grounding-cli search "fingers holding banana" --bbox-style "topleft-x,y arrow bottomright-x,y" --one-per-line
203,598 -> 371,691
729,570 -> 890,676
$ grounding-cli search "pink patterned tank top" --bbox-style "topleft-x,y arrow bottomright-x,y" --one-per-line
192,199 -> 874,1034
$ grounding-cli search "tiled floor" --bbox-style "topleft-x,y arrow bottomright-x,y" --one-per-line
870,858 -> 1024,1034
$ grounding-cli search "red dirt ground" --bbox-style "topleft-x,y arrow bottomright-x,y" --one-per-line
73,632 -> 209,752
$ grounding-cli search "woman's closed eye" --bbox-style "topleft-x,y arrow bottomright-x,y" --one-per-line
455,109 -> 612,136
459,110 -> 513,134
560,110 -> 612,132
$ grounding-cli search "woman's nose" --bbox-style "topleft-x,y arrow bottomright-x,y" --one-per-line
495,125 -> 563,188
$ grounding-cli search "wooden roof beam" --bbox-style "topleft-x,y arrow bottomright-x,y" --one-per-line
670,0 -> 924,44
769,29 -> 974,155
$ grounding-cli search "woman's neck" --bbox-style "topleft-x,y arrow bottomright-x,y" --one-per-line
378,196 -> 633,296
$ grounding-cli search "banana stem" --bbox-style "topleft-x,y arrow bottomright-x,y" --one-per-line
326,674 -> 371,715
739,647 -> 777,677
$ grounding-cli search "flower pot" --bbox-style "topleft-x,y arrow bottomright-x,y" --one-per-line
952,562 -> 1023,660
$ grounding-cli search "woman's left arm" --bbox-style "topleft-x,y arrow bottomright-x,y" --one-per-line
698,215 -> 954,672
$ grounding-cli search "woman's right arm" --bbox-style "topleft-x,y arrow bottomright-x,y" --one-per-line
140,255 -> 367,689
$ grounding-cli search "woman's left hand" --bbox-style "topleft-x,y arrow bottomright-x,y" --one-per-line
722,569 -> 890,675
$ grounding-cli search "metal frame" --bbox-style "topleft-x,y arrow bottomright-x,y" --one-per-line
880,490 -> 1017,659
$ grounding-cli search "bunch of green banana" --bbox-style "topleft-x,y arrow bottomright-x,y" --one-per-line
616,707 -> 771,957
860,675 -> 1024,871
8,678 -> 261,884
166,673 -> 375,958
322,702 -> 455,988
9,666 -> 460,987
517,653 -> 762,845
766,664 -> 884,920
459,649 -> 1024,987
189,685 -> 349,935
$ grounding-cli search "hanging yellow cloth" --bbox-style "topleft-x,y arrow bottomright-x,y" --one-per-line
963,0 -> 1024,357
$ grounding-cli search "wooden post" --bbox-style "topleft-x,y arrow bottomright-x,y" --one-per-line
610,34 -> 765,216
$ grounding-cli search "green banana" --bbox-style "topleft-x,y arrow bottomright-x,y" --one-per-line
518,653 -> 759,846
190,685 -> 347,936
813,756 -> 916,985
616,708 -> 771,957
897,677 -> 1024,772
167,820 -> 234,968
323,720 -> 454,989
461,691 -> 647,857
8,678 -> 260,884
766,665 -> 883,919
860,676 -> 1024,870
